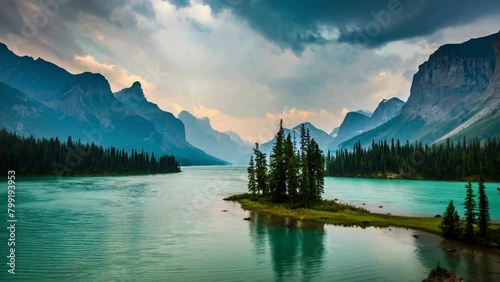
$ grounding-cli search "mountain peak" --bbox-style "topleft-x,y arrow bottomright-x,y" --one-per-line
74,72 -> 111,91
115,81 -> 146,100
178,110 -> 195,119
371,97 -> 405,125
388,97 -> 404,103
354,110 -> 373,117
432,33 -> 497,60
292,122 -> 316,131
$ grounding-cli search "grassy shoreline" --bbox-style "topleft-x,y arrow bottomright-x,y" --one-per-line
225,194 -> 500,247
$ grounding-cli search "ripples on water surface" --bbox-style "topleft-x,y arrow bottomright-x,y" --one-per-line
0,166 -> 499,281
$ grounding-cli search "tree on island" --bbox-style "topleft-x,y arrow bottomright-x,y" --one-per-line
464,181 -> 477,241
247,121 -> 325,208
477,178 -> 491,237
247,156 -> 257,194
269,120 -> 288,203
299,125 -> 311,207
253,143 -> 268,195
439,200 -> 461,239
284,134 -> 299,204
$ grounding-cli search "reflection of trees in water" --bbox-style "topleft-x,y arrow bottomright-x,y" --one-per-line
250,213 -> 326,282
248,211 -> 269,257
300,227 -> 325,281
414,236 -> 500,281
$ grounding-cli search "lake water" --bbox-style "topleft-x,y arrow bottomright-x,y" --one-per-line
1,166 -> 499,281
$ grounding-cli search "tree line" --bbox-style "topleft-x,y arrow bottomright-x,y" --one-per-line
440,180 -> 491,242
0,129 -> 181,176
326,138 -> 500,181
247,121 -> 325,208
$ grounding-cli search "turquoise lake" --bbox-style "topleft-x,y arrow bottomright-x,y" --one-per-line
1,166 -> 499,281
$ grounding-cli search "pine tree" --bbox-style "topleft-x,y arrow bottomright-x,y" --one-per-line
253,143 -> 268,195
464,181 -> 476,241
247,156 -> 257,194
310,140 -> 325,204
439,200 -> 461,239
284,134 -> 299,203
299,124 -> 310,208
269,119 -> 287,203
477,179 -> 491,237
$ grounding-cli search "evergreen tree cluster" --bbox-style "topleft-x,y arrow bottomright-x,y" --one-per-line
247,121 -> 325,207
439,180 -> 491,241
326,138 -> 500,181
0,129 -> 181,176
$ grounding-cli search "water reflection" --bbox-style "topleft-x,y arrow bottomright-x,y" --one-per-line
409,231 -> 500,281
249,212 -> 326,281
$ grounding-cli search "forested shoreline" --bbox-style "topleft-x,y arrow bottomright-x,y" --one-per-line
326,138 -> 500,181
0,129 -> 181,176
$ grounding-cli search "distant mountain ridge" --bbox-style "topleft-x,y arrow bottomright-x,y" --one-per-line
340,32 -> 500,149
260,122 -> 334,157
328,97 -> 405,150
0,42 -> 226,165
178,111 -> 252,165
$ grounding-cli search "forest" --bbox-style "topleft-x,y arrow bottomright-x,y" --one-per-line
247,121 -> 325,208
0,129 -> 181,176
326,138 -> 500,181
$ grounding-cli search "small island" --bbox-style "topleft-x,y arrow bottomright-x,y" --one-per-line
227,120 -> 500,249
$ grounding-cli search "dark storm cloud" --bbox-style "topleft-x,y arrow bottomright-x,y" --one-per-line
170,0 -> 500,52
0,0 -> 156,59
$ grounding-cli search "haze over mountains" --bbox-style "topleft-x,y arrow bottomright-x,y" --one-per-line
328,98 -> 405,150
0,42 -> 226,165
178,110 -> 252,165
260,122 -> 335,157
257,97 -> 405,155
341,32 -> 500,149
244,32 -> 500,155
0,31 -> 499,164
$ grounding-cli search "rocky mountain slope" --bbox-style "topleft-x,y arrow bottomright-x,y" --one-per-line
0,82 -> 82,138
0,42 -> 226,165
340,32 -> 500,149
114,83 -> 227,165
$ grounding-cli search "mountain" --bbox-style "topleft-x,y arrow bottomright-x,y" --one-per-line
260,122 -> 334,156
328,97 -> 404,150
224,131 -> 252,148
355,110 -> 373,117
0,82 -> 81,138
340,32 -> 500,149
329,127 -> 340,138
0,42 -> 225,165
370,98 -> 405,127
178,111 -> 251,164
0,43 -> 73,101
114,83 -> 227,165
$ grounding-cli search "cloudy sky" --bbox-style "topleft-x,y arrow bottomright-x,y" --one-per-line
1,0 -> 500,142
